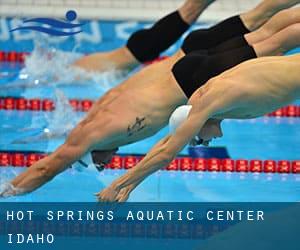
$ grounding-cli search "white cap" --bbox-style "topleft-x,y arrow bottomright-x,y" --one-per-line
169,105 -> 192,134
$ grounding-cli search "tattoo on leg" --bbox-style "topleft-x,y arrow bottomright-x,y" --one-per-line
127,117 -> 146,136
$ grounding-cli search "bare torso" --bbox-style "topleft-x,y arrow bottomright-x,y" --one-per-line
190,55 -> 300,120
86,50 -> 188,150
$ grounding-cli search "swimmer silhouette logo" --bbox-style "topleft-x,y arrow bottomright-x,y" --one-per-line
10,10 -> 85,36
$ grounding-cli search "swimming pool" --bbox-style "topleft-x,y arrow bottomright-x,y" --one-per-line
0,19 -> 300,203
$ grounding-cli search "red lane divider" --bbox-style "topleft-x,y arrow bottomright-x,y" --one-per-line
0,51 -> 168,66
0,51 -> 29,63
0,50 -> 167,65
0,152 -> 299,174
111,157 -> 300,174
143,56 -> 169,65
267,105 -> 300,117
1,50 -> 299,117
0,97 -> 93,112
1,97 -> 299,117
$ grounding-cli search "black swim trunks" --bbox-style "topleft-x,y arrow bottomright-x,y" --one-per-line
181,15 -> 250,54
172,45 -> 257,98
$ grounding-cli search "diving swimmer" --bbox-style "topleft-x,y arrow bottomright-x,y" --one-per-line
98,54 -> 300,202
2,0 -> 300,197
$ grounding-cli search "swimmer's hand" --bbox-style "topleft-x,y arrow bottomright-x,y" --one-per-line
96,184 -> 134,202
95,185 -> 120,202
0,183 -> 18,198
115,186 -> 132,202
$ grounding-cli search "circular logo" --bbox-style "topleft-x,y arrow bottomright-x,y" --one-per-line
66,10 -> 77,21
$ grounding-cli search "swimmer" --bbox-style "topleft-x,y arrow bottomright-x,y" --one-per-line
73,0 -> 300,73
98,54 -> 300,202
19,1 -> 300,143
73,0 -> 217,73
0,0 -> 215,90
2,0 -> 300,198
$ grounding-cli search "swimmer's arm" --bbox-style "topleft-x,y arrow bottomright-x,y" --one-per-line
5,136 -> 90,197
96,135 -> 172,201
107,108 -> 213,196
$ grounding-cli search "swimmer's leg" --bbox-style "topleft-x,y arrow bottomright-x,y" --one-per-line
210,22 -> 300,60
253,23 -> 300,56
73,0 -> 215,73
240,0 -> 300,31
207,4 -> 300,55
245,7 -> 300,45
181,0 -> 300,54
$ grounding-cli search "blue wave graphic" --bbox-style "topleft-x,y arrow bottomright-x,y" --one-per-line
23,17 -> 85,29
9,26 -> 82,36
10,11 -> 85,36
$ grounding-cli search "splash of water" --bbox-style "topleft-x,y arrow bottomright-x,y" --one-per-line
12,89 -> 81,144
5,35 -> 127,91
18,35 -> 82,84
43,89 -> 81,137
0,182 -> 25,198
0,168 -> 26,198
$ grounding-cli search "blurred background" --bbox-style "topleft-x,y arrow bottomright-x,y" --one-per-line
1,0 -> 261,21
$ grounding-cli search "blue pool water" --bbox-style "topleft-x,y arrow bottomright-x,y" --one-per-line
0,20 -> 300,202
1,69 -> 299,202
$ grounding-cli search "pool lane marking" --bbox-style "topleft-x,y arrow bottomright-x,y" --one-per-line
0,97 -> 300,117
0,151 -> 299,174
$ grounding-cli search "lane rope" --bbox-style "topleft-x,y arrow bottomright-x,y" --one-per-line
0,51 -> 28,63
0,151 -> 299,174
1,97 -> 299,117
1,50 -> 299,117
0,50 -> 167,64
